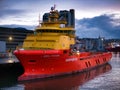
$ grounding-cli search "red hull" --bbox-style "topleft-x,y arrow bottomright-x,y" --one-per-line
14,50 -> 112,81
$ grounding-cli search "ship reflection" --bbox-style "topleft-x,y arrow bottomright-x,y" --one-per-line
20,63 -> 112,90
112,52 -> 120,57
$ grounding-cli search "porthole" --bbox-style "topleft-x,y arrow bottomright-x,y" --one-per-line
29,60 -> 36,62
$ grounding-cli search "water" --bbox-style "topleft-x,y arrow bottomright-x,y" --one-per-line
0,52 -> 120,90
0,55 -> 19,64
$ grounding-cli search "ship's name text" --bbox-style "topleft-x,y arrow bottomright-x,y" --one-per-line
66,58 -> 77,62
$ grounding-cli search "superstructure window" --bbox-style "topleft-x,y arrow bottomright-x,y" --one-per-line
36,29 -> 75,35
25,40 -> 34,42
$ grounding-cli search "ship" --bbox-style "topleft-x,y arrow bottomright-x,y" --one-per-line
105,42 -> 120,52
14,6 -> 112,81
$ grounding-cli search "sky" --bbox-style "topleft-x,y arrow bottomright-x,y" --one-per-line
0,0 -> 120,38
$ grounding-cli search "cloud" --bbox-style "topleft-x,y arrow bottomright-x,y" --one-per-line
75,14 -> 120,39
0,9 -> 26,18
0,0 -> 31,18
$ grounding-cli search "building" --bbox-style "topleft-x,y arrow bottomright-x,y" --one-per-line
77,37 -> 105,52
0,27 -> 33,50
0,41 -> 6,52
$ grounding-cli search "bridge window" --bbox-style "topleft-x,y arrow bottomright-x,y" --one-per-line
36,29 -> 75,35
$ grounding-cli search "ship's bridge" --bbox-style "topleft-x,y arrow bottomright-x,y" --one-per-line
22,7 -> 75,50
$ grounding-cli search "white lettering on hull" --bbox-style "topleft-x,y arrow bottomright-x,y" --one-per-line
66,58 -> 77,62
43,54 -> 60,58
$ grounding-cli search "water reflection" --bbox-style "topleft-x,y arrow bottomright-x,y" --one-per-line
112,52 -> 120,57
19,63 -> 111,90
0,63 -> 23,88
80,52 -> 120,90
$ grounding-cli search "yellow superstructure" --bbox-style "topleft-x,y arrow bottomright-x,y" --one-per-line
23,7 -> 75,50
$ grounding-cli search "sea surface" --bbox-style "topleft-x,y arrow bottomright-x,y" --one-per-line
0,52 -> 120,90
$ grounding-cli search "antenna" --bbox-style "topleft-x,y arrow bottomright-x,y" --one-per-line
39,13 -> 41,25
51,4 -> 56,11
54,4 -> 56,10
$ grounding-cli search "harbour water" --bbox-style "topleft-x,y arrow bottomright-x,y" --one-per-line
0,52 -> 120,90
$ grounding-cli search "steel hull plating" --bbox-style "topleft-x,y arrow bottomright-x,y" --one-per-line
14,50 -> 112,81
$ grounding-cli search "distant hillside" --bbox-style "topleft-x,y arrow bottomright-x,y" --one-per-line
0,26 -> 26,30
0,24 -> 35,30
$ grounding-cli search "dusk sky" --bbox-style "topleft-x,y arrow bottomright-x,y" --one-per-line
0,0 -> 120,38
